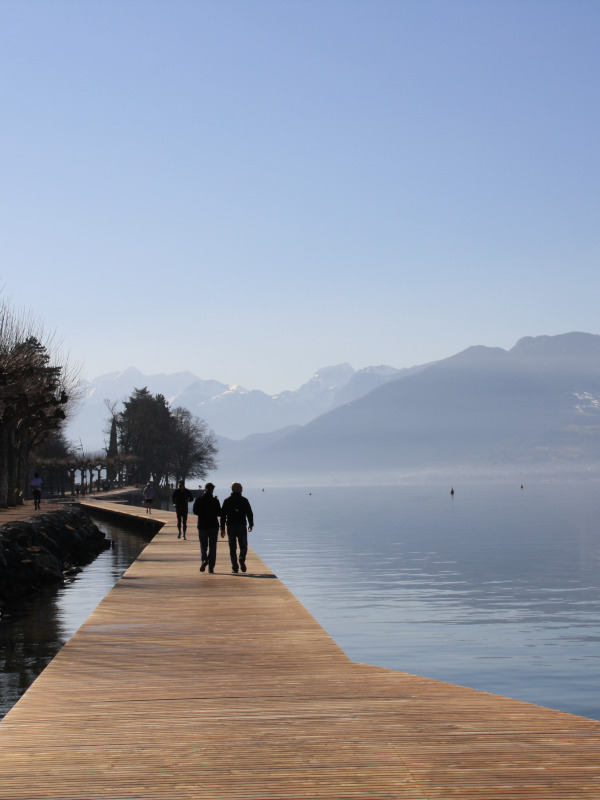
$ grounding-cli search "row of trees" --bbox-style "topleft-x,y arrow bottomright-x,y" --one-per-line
31,388 -> 218,497
0,297 -> 217,506
0,301 -> 78,507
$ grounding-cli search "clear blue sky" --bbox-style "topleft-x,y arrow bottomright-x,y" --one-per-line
1,0 -> 598,394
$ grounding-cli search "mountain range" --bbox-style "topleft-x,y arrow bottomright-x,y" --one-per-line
216,332 -> 600,484
67,362 -> 417,449
67,333 -> 600,485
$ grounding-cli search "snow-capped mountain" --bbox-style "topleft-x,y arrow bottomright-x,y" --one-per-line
66,363 -> 408,450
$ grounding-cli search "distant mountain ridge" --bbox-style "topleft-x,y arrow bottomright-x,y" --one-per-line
216,332 -> 600,484
68,333 -> 600,484
66,362 -> 412,450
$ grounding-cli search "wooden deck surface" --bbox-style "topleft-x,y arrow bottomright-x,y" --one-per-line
0,498 -> 599,798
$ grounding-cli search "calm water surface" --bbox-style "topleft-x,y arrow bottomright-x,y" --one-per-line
1,480 -> 599,723
249,480 -> 600,721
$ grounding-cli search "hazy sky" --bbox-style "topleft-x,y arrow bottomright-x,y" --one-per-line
1,0 -> 598,394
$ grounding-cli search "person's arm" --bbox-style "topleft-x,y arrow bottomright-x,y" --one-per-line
246,499 -> 254,531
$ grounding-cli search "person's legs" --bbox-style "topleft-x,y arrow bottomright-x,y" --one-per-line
207,529 -> 218,571
198,529 -> 209,569
227,525 -> 241,571
228,524 -> 247,572
238,529 -> 248,571
176,509 -> 188,537
227,533 -> 238,571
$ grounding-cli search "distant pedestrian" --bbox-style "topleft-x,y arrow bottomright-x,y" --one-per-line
143,482 -> 155,514
172,480 -> 193,538
30,472 -> 43,510
220,482 -> 253,573
193,482 -> 222,573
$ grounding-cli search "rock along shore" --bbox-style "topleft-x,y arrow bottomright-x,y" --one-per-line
0,507 -> 110,609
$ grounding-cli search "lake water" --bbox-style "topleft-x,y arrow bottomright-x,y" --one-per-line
1,479 -> 599,722
248,479 -> 600,721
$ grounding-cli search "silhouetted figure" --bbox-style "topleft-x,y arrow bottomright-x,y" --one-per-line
30,472 -> 43,510
193,482 -> 221,574
143,482 -> 155,514
172,480 -> 193,538
220,482 -> 254,573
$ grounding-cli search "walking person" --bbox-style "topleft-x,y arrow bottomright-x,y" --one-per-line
172,480 -> 193,538
220,482 -> 253,573
142,482 -> 155,514
30,472 -> 43,510
193,483 -> 222,574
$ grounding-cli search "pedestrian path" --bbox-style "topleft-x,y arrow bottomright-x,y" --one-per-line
0,498 -> 598,798
0,486 -> 136,525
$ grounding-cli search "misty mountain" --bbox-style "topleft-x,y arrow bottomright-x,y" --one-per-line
217,333 -> 600,483
66,363 -> 407,450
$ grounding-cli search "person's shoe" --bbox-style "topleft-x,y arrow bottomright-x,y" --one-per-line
200,560 -> 207,572
240,560 -> 247,573
183,535 -> 187,540
232,567 -> 239,573
208,567 -> 214,573
177,532 -> 181,539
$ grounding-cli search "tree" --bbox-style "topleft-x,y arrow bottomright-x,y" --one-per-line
0,302 -> 79,506
104,400 -> 120,484
114,388 -> 218,486
117,388 -> 174,484
169,407 -> 217,484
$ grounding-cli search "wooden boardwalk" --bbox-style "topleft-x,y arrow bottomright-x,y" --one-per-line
0,499 -> 599,798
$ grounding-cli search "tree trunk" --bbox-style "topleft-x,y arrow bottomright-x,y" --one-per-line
0,426 -> 9,507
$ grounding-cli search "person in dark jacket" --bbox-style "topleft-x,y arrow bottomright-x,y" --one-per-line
193,482 -> 222,573
172,480 -> 193,538
220,482 -> 254,573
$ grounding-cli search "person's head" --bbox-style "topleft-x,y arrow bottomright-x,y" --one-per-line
231,482 -> 243,493
178,480 -> 185,488
205,482 -> 215,494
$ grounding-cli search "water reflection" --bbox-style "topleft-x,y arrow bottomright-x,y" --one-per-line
0,517 -> 151,720
249,482 -> 600,720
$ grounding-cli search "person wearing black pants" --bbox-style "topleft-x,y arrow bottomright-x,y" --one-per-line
220,482 -> 254,573
172,480 -> 193,539
193,482 -> 222,573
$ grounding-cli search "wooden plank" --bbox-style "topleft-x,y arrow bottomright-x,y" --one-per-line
0,498 -> 598,798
